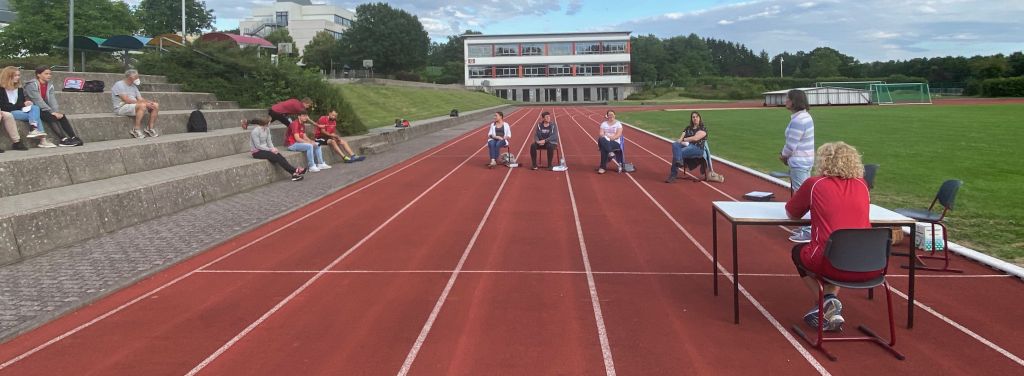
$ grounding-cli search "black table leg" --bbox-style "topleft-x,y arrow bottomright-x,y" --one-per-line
733,223 -> 739,324
713,208 -> 718,296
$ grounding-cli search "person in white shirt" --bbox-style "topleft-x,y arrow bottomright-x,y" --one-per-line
112,69 -> 161,139
486,111 -> 511,168
779,89 -> 816,243
595,109 -> 623,174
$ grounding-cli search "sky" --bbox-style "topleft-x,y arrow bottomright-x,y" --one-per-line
162,0 -> 1023,62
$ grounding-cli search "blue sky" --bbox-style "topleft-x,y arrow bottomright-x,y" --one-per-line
179,0 -> 1023,62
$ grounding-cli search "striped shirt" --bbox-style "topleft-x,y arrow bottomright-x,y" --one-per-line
781,110 -> 814,169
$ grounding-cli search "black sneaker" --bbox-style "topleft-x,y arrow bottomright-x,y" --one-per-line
58,138 -> 75,147
71,137 -> 85,146
12,141 -> 29,150
291,173 -> 304,181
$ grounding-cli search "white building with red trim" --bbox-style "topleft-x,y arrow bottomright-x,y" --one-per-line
463,32 -> 634,103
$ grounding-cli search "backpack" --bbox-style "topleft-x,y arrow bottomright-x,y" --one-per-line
187,110 -> 208,132
82,80 -> 104,92
62,77 -> 85,92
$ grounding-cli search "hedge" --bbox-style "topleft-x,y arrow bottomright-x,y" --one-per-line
980,77 -> 1024,97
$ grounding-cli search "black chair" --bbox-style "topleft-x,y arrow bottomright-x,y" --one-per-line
863,164 -> 879,190
894,179 -> 963,273
792,228 -> 905,361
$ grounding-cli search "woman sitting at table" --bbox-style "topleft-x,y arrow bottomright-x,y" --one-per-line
785,141 -> 872,332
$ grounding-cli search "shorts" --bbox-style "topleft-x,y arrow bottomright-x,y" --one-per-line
315,137 -> 330,146
792,244 -> 809,277
115,104 -> 137,116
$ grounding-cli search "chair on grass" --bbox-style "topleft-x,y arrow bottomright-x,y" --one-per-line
792,228 -> 905,361
894,179 -> 963,273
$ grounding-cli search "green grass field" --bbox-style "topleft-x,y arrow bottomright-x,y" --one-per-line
619,104 -> 1024,263
337,84 -> 508,128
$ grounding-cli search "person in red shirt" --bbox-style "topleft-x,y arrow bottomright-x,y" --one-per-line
315,109 -> 364,163
785,141 -> 872,333
285,112 -> 330,173
243,97 -> 313,130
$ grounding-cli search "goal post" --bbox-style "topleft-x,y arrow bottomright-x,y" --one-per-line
815,81 -> 885,91
869,83 -> 932,105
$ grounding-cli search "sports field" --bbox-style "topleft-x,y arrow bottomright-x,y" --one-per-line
337,84 -> 508,128
618,104 -> 1024,263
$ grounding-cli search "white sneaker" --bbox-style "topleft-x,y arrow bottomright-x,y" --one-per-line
308,166 -> 321,173
26,129 -> 46,138
317,163 -> 331,169
38,139 -> 57,148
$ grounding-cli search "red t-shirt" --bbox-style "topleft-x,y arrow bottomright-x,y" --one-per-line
785,176 -> 875,281
40,82 -> 49,102
271,99 -> 305,114
285,119 -> 306,146
315,116 -> 336,138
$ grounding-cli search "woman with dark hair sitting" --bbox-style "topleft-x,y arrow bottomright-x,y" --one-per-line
24,66 -> 82,147
666,111 -> 709,183
245,117 -> 305,181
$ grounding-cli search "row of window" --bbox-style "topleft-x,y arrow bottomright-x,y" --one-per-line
335,15 -> 353,27
467,41 -> 628,58
469,64 -> 630,78
273,12 -> 353,27
492,87 -> 620,102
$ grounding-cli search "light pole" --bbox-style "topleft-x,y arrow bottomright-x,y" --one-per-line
780,56 -> 784,78
181,0 -> 187,40
68,0 -> 74,72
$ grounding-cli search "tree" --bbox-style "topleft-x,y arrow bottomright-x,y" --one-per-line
264,28 -> 295,55
340,2 -> 430,74
805,47 -> 843,78
303,31 -> 342,72
136,0 -> 215,36
0,0 -> 138,56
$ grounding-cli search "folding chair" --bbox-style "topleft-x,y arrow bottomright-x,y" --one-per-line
792,228 -> 905,361
894,179 -> 963,273
613,135 -> 635,172
680,140 -> 721,182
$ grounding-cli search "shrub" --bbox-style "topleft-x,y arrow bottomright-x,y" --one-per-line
981,77 -> 1024,97
394,71 -> 421,82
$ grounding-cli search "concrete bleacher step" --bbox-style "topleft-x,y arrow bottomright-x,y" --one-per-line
49,71 -> 167,90
360,142 -> 392,155
138,83 -> 182,92
0,151 -> 306,264
198,101 -> 241,110
59,91 -> 219,115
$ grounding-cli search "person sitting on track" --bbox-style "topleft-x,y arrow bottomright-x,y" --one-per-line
486,111 -> 511,168
595,109 -> 623,174
530,111 -> 559,170
665,111 -> 708,183
315,109 -> 365,163
786,141 -> 873,333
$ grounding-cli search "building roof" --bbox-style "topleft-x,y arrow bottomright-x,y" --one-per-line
278,0 -> 313,5
762,87 -> 870,95
463,31 -> 632,39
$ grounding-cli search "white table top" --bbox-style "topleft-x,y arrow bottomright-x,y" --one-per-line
712,201 -> 915,225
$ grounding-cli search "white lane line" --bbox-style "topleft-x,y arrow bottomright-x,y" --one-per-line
563,107 -> 831,376
586,107 -> 1024,366
195,269 -> 1012,278
396,108 -> 541,376
887,286 -> 1024,367
0,121 -> 498,371
184,108 -> 530,376
555,107 -> 617,376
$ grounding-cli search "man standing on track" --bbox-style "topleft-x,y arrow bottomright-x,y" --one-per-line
780,89 -> 815,243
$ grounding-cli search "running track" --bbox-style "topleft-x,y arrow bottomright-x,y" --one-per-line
1,106 -> 1022,375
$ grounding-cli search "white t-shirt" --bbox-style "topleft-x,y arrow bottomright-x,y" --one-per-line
111,80 -> 141,111
5,89 -> 17,106
600,120 -> 622,139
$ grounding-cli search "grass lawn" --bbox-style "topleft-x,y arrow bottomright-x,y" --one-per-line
337,84 -> 508,128
619,104 -> 1024,263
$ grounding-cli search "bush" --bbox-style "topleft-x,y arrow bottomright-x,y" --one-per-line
394,71 -> 421,82
980,77 -> 1024,97
136,42 -> 366,135
0,54 -> 128,73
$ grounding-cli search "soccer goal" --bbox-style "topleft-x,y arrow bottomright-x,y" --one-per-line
869,83 -> 932,105
815,81 -> 885,91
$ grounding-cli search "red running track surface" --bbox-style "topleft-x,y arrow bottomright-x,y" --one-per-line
1,106 -> 1022,375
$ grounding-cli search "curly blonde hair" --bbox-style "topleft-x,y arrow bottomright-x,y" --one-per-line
815,142 -> 863,179
0,66 -> 21,90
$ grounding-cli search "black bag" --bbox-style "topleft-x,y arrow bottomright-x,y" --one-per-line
187,110 -> 208,132
82,80 -> 104,92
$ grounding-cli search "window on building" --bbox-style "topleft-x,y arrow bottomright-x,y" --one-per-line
326,30 -> 343,40
603,41 -> 626,54
467,44 -> 492,58
545,89 -> 557,102
603,64 -> 627,75
523,89 -> 530,102
495,65 -> 518,77
577,64 -> 601,76
521,44 -> 544,56
548,43 -> 572,56
495,89 -> 509,99
561,88 -> 569,101
548,64 -> 571,76
334,15 -> 353,27
494,44 -> 518,56
276,11 -> 288,26
523,65 -> 545,77
583,88 -> 592,101
469,66 -> 490,78
575,42 -> 601,55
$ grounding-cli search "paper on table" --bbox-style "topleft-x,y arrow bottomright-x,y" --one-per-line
745,191 -> 773,197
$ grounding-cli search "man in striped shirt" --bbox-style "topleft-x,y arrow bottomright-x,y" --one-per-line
780,89 -> 815,243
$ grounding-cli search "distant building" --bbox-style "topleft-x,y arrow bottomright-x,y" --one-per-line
463,32 -> 634,103
762,87 -> 872,106
0,0 -> 16,29
238,0 -> 354,56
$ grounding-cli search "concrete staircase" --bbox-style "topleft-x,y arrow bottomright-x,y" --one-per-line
0,71 -> 508,265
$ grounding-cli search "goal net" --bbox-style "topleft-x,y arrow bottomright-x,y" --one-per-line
815,81 -> 885,91
869,83 -> 932,105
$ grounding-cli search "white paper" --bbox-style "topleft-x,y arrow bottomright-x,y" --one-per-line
745,191 -> 774,197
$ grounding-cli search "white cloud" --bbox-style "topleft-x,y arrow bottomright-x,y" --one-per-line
718,20 -> 735,25
566,0 -> 583,15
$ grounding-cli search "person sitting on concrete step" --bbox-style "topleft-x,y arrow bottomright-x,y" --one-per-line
112,69 -> 161,138
315,109 -> 365,163
246,117 -> 305,181
285,112 -> 330,173
0,66 -> 47,150
24,66 -> 82,147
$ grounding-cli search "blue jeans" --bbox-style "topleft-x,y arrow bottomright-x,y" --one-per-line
10,105 -> 43,132
597,137 -> 623,169
790,166 -> 812,235
288,142 -> 324,167
487,139 -> 507,159
669,142 -> 705,177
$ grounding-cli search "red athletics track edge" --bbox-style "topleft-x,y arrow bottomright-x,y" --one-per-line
0,108 -> 538,375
